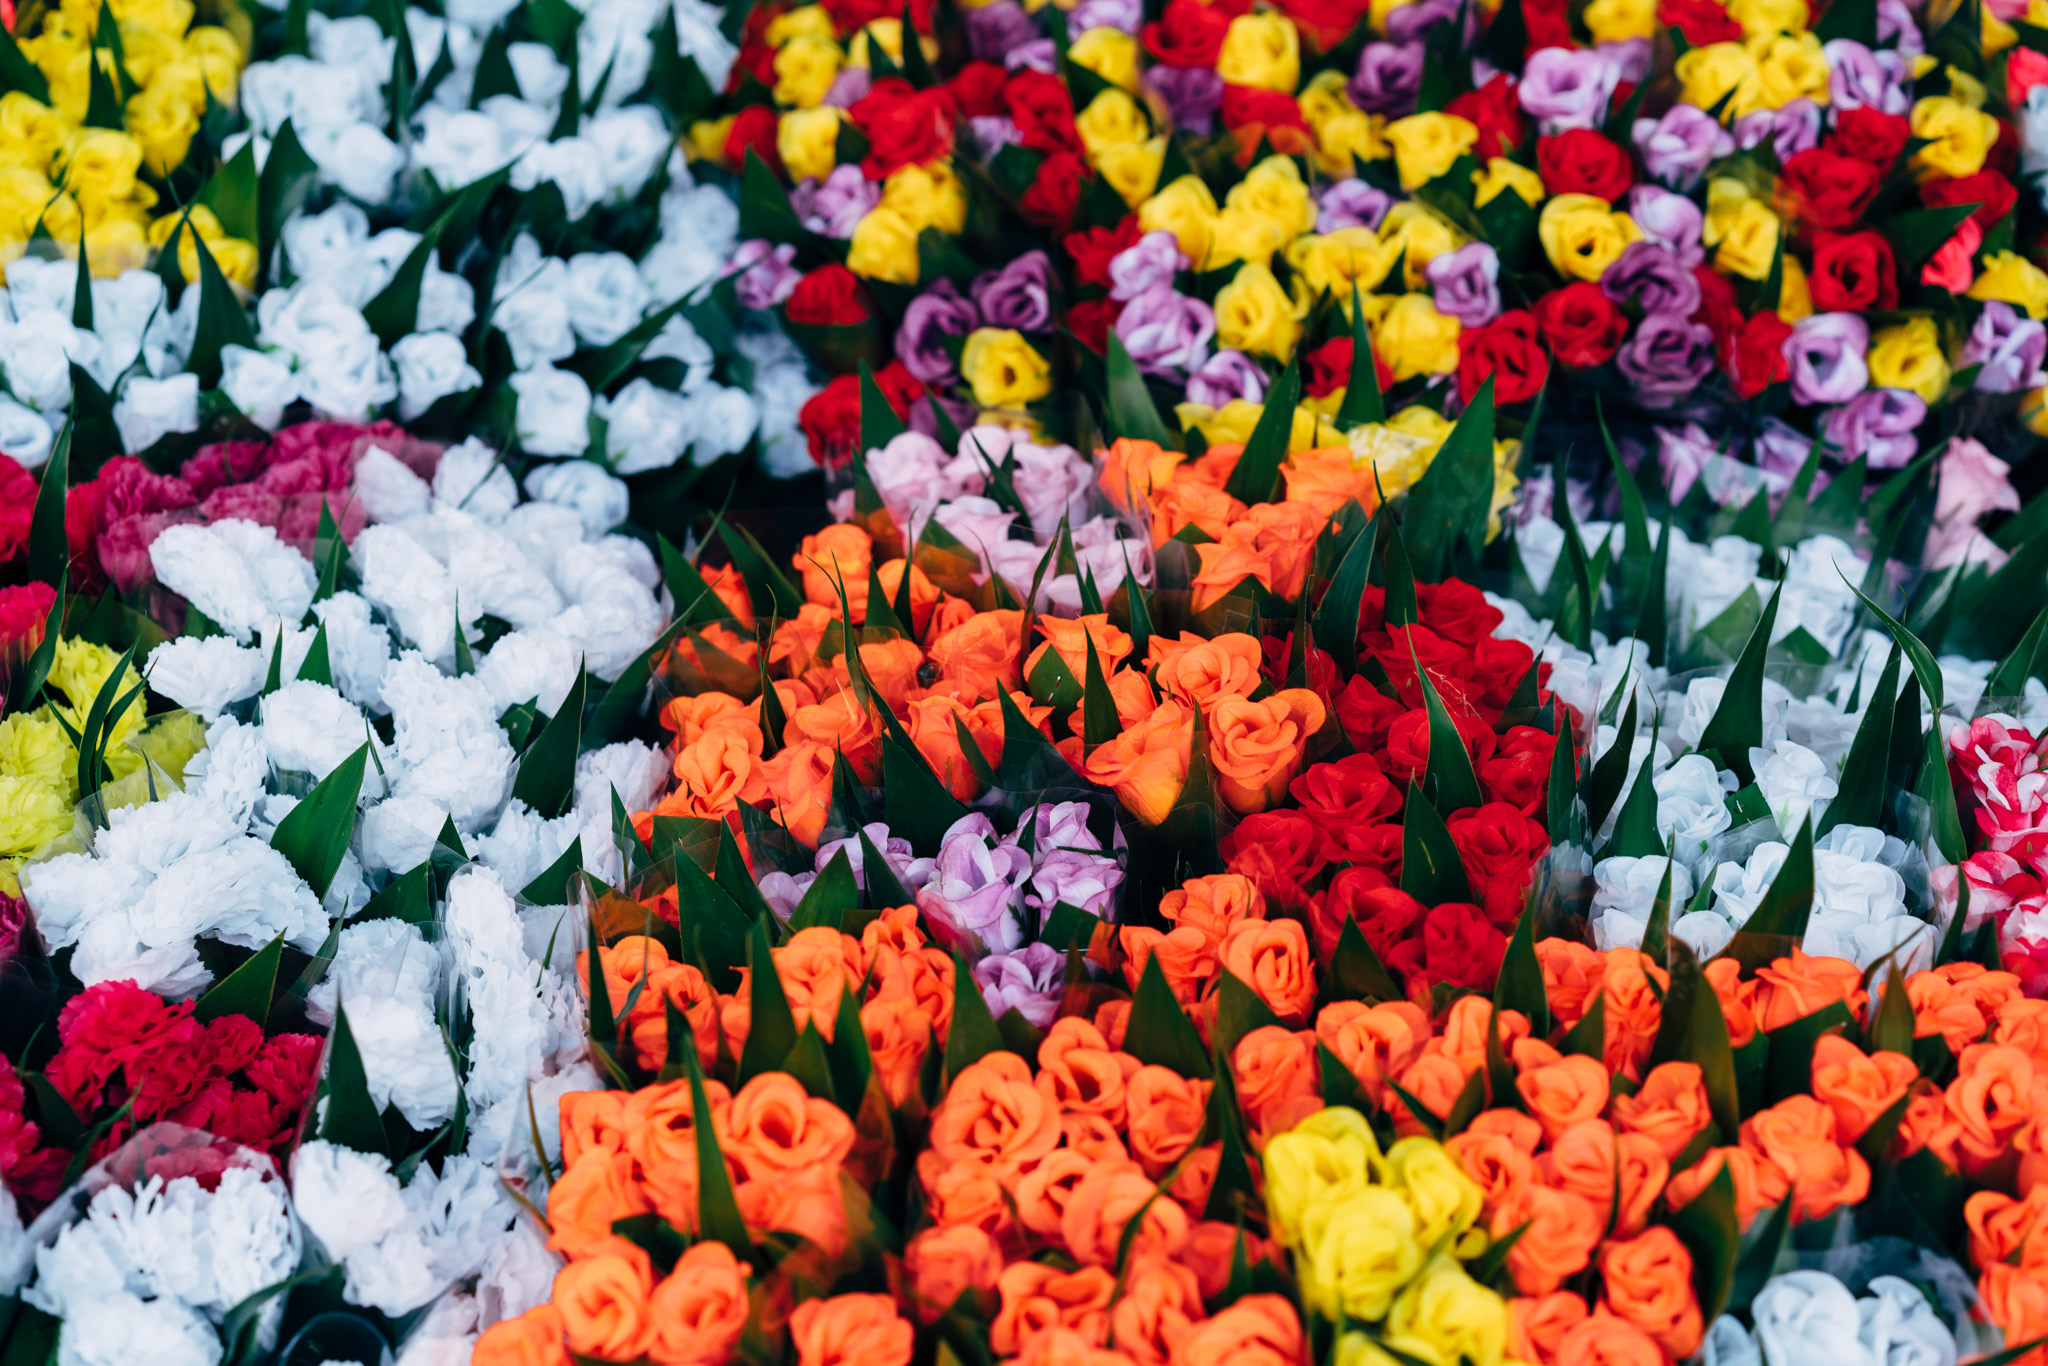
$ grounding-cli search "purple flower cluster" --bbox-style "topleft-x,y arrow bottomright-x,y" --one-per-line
895,254 -> 1057,387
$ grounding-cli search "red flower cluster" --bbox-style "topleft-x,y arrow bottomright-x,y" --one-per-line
799,360 -> 925,470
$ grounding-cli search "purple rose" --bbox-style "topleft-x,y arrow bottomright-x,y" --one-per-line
1518,47 -> 1617,131
1784,313 -> 1870,407
895,280 -> 981,386
966,0 -> 1040,61
814,821 -> 926,889
1626,186 -> 1706,268
1007,39 -> 1059,72
971,116 -> 1022,154
1316,178 -> 1394,233
1386,0 -> 1471,44
973,250 -> 1054,332
1615,314 -> 1716,404
1068,0 -> 1141,35
975,942 -> 1066,1028
1878,0 -> 1923,56
1632,104 -> 1734,188
1601,242 -> 1702,318
732,240 -> 801,310
1426,242 -> 1501,326
915,814 -> 1033,954
1733,99 -> 1822,160
1027,848 -> 1124,918
1146,66 -> 1225,133
793,164 -> 880,239
1824,388 -> 1927,469
1186,349 -> 1268,407
1109,230 -> 1188,301
1657,422 -> 1722,504
1599,37 -> 1653,83
1825,39 -> 1906,114
823,65 -> 870,108
1115,284 -> 1215,379
1752,417 -> 1817,483
1350,42 -> 1425,116
1964,301 -> 2048,394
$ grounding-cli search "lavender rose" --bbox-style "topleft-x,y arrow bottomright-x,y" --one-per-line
1823,389 -> 1926,469
1601,241 -> 1702,318
1115,285 -> 1216,379
1185,349 -> 1268,406
1350,42 -> 1425,115
1626,186 -> 1706,268
895,281 -> 982,387
973,251 -> 1055,332
1146,67 -> 1225,133
1317,179 -> 1395,233
1518,46 -> 1618,131
793,165 -> 880,239
1426,242 -> 1502,326
915,814 -> 1033,954
1964,301 -> 2048,394
965,0 -> 1040,60
1784,314 -> 1871,407
975,943 -> 1067,1028
1632,104 -> 1733,188
1068,0 -> 1141,35
1109,230 -> 1188,301
1616,314 -> 1716,405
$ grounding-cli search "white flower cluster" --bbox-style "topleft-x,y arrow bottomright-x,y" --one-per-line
1706,1271 -> 1962,1366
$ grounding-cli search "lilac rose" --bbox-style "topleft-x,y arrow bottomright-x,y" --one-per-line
1115,285 -> 1216,379
896,280 -> 982,386
1783,314 -> 1870,407
1426,242 -> 1502,326
1601,241 -> 1702,318
975,943 -> 1067,1028
1964,301 -> 2048,394
1616,314 -> 1717,404
915,814 -> 1034,954
1186,349 -> 1268,406
973,251 -> 1055,332
1823,388 -> 1926,469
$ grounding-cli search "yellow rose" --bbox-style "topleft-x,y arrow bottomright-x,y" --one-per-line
126,82 -> 199,175
1749,32 -> 1831,109
1385,112 -> 1478,190
1096,136 -> 1164,208
1299,68 -> 1355,127
1912,96 -> 1999,178
1217,12 -> 1300,90
1139,173 -> 1219,267
773,33 -> 843,108
1986,4 -> 2019,51
1538,193 -> 1642,281
777,107 -> 842,181
1209,205 -> 1287,267
0,169 -> 77,258
1971,250 -> 2048,319
1868,316 -> 1950,402
85,216 -> 148,275
1385,1138 -> 1484,1249
1262,1107 -> 1386,1245
1225,154 -> 1317,240
105,0 -> 195,33
44,47 -> 103,126
687,115 -> 736,163
0,93 -> 66,175
115,20 -> 184,87
1727,0 -> 1808,36
1473,156 -> 1545,208
178,229 -> 255,289
1297,1187 -> 1424,1322
1714,199 -> 1781,280
765,4 -> 836,44
1301,72 -> 1389,174
882,160 -> 966,233
1375,292 -> 1460,379
1068,26 -> 1139,91
1348,415 -> 1440,495
185,25 -> 244,68
0,773 -> 73,858
0,710 -> 75,803
1778,252 -> 1811,321
847,204 -> 920,283
1075,87 -> 1149,156
1946,67 -> 1988,109
1214,261 -> 1305,359
960,327 -> 1052,408
1675,43 -> 1760,119
1285,227 -> 1400,308
847,18 -> 905,65
1386,1260 -> 1509,1366
1381,202 -> 1465,289
1585,0 -> 1657,41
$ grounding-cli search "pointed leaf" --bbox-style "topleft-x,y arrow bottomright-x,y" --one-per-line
510,671 -> 587,818
1695,583 -> 1784,784
1125,955 -> 1211,1078
1335,281 -> 1385,429
270,744 -> 368,899
1401,779 -> 1474,905
321,1003 -> 391,1156
944,949 -> 1008,1080
1719,818 -> 1816,972
737,918 -> 798,1082
194,934 -> 283,1026
1221,354 -> 1301,506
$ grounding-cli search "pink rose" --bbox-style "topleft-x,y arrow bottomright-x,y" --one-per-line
1919,216 -> 1981,292
1936,436 -> 2021,527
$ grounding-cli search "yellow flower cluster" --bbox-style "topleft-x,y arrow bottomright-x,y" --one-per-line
845,160 -> 966,284
1265,1108 -> 1511,1366
761,4 -> 936,107
2,0 -> 252,282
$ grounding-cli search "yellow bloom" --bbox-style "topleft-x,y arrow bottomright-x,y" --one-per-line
772,33 -> 843,109
1749,32 -> 1831,110
882,160 -> 966,233
1067,26 -> 1139,91
61,129 -> 145,217
1868,317 -> 1950,402
0,93 -> 66,175
1207,205 -> 1284,268
1778,253 -> 1811,321
847,205 -> 920,283
1985,4 -> 2019,51
1298,1187 -> 1424,1322
1348,416 -> 1440,496
1727,0 -> 1808,36
1096,136 -> 1164,208
85,216 -> 147,275
1538,194 -> 1642,282
1301,70 -> 1389,175
764,4 -> 836,44
0,709 -> 75,804
1075,87 -> 1149,157
1971,251 -> 2048,319
1285,227 -> 1400,309
0,773 -> 73,858
1380,202 -> 1465,290
1386,1260 -> 1509,1366
1214,262 -> 1305,359
1946,67 -> 1987,109
1139,173 -> 1219,267
1585,0 -> 1657,41
154,205 -> 253,288
1714,199 -> 1781,280
777,107 -> 842,182
105,0 -> 195,35
1262,1107 -> 1386,1245
126,80 -> 199,176
960,328 -> 1052,408
1385,1138 -> 1484,1250
1911,95 -> 1999,178
2025,385 -> 2048,437
115,20 -> 184,87
1178,399 -> 1342,451
847,18 -> 906,66
127,709 -> 206,786
0,169 -> 78,270
1375,293 -> 1460,379
1224,155 -> 1317,241
1675,42 -> 1760,118
49,637 -> 143,739
1472,156 -> 1545,208
686,115 -> 736,164
1216,12 -> 1300,91
1385,112 -> 1478,190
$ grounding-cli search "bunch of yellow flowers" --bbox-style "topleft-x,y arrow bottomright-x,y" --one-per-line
1264,1107 -> 1513,1366
0,0 -> 251,282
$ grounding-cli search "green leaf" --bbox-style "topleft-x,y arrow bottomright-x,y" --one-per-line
714,820 -> 778,926
1719,817 -> 1816,972
257,120 -> 319,286
1335,281 -> 1385,429
1562,992 -> 1605,1059
1764,998 -> 1852,1105
945,948 -> 1009,1081
1380,512 -> 1420,628
737,918 -> 798,1083
1888,202 -> 1981,268
12,568 -> 63,712
1547,699 -> 1581,842
509,672 -> 587,818
1402,377 -> 1495,579
1331,916 -> 1403,1002
204,137 -> 261,246
1817,647 -> 1898,837
1602,741 -> 1663,859
670,851 -> 751,992
718,521 -> 806,620
1211,968 -> 1281,1062
321,1003 -> 391,1156
1580,693 -> 1639,833
880,732 -> 972,857
1413,639 -> 1483,815
0,24 -> 50,102
859,360 -> 908,454
1400,779 -> 1474,905
519,835 -> 584,904
360,230 -> 440,349
1313,505 -> 1377,672
1222,354 -> 1301,506
1102,330 -> 1176,447
1694,583 -> 1784,784
1726,1193 -> 1794,1315
1125,955 -> 1211,1078
1495,903 -> 1549,1035
790,847 -> 859,931
1666,1164 -> 1740,1322
1081,633 -> 1119,749
1988,607 -> 2048,700
186,226 -> 257,388
27,419 -> 70,588
83,46 -> 123,128
1640,855 -> 1675,966
270,744 -> 370,899
1872,957 -> 1914,1058
682,1043 -> 753,1259
194,935 -> 283,1026
297,622 -> 332,685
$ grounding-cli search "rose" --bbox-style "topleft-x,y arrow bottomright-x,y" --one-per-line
1534,282 -> 1628,366
1922,169 -> 2020,229
1114,285 -> 1216,379
1809,230 -> 1899,312
850,79 -> 954,177
1005,69 -> 1083,153
1751,1273 -> 1868,1366
1601,242 -> 1702,317
1454,309 -> 1548,407
1350,41 -> 1425,115
787,264 -> 873,327
1427,242 -> 1503,327
1615,314 -> 1715,405
973,250 -> 1056,331
1824,388 -> 1926,469
1828,105 -> 1912,164
1141,0 -> 1232,66
1446,72 -> 1525,158
1020,151 -> 1086,227
1729,310 -> 1794,397
553,1255 -> 657,1361
1783,312 -> 1871,406
1538,128 -> 1635,201
1632,103 -> 1734,188
390,332 -> 482,422
1517,46 -> 1618,131
510,366 -> 594,458
1065,217 -> 1144,288
1447,802 -> 1550,926
1780,148 -> 1883,229
790,1295 -> 915,1366
1660,0 -> 1741,42
1209,689 -> 1325,814
1964,300 -> 2048,393
112,374 -> 199,455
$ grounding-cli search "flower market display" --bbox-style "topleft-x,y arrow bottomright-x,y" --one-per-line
11,0 -> 2048,1361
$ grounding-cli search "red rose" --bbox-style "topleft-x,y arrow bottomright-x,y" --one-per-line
1221,810 -> 1329,912
1659,0 -> 1741,43
1417,580 -> 1504,647
1300,334 -> 1394,399
1480,726 -> 1554,817
1334,674 -> 1404,753
798,361 -> 923,468
723,104 -> 781,174
1536,129 -> 1633,202
1421,903 -> 1506,991
824,0 -> 933,34
1005,69 -> 1082,155
1065,296 -> 1121,353
1275,0 -> 1371,50
1321,821 -> 1404,878
1382,707 -> 1499,787
1064,216 -> 1143,288
1523,0 -> 1574,50
1447,802 -> 1551,926
949,60 -> 1007,119
1826,106 -> 1911,165
1728,309 -> 1793,398
730,38 -> 777,93
1923,170 -> 2020,229
1691,263 -> 1742,346
1290,752 -> 1402,825
1220,84 -> 1310,136
1371,623 -> 1471,710
851,78 -> 955,177
1020,151 -> 1086,227
1257,631 -> 1338,696
1457,308 -> 1551,406
1318,869 -> 1426,964
1779,148 -> 1882,229
1533,282 -> 1627,367
1141,0 -> 1233,66
1446,73 -> 1527,160
785,264 -> 873,327
1807,229 -> 1897,313
1468,634 -> 1536,713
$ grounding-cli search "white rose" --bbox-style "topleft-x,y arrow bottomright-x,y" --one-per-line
578,2 -> 654,106
304,121 -> 407,204
1685,534 -> 1764,637
679,385 -> 758,463
112,373 -> 199,453
597,378 -> 688,474
583,105 -> 670,198
257,280 -> 373,360
417,258 -> 477,334
411,107 -> 515,190
658,182 -> 740,256
524,461 -> 629,537
309,13 -> 396,81
1671,909 -> 1734,960
671,0 -> 739,89
640,312 -> 713,385
506,41 -> 569,105
511,138 -> 609,222
492,254 -> 575,370
283,202 -> 372,294
1754,1273 -> 1874,1366
1752,739 -> 1838,835
564,252 -> 648,347
143,287 -> 198,378
511,366 -> 593,457
298,331 -> 398,420
1814,849 -> 1907,923
1701,1317 -> 1761,1366
0,309 -> 92,411
219,345 -> 299,429
1589,855 -> 1693,951
1710,841 -> 1791,926
0,395 -> 54,468
1859,1276 -> 1957,1366
241,56 -> 378,137
445,0 -> 520,32
391,331 -> 482,420
1653,752 -> 1731,864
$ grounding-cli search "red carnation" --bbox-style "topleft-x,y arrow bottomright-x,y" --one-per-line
1659,0 -> 1742,43
850,78 -> 955,178
1457,309 -> 1551,406
1536,129 -> 1634,202
1005,69 -> 1083,156
1533,282 -> 1627,367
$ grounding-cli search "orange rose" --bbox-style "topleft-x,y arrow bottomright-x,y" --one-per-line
547,1149 -> 653,1260
1037,1017 -> 1139,1124
760,740 -> 837,847
1009,1327 -> 1139,1366
1553,1307 -> 1669,1366
1600,949 -> 1668,1082
991,1260 -> 1117,1356
672,731 -> 770,816
1967,1187 -> 2048,1270
1209,689 -> 1327,814
705,562 -> 756,628
927,1051 -> 1063,1178
1316,1000 -> 1433,1106
1598,1226 -> 1702,1358
1172,1294 -> 1305,1366
1233,1026 -> 1322,1149
1099,436 -> 1184,513
1120,924 -> 1220,1007
1909,970 -> 1991,1055
554,1254 -> 657,1363
788,1294 -> 914,1366
1509,1291 -> 1591,1366
1064,1112 -> 1132,1163
1609,1061 -> 1711,1162
561,1089 -> 630,1168
1390,1052 -> 1477,1136
1126,1065 -> 1214,1174
785,690 -> 885,784
1536,939 -> 1606,1026
623,961 -> 719,1075
861,995 -> 933,1106
1149,477 -> 1249,546
1739,1095 -> 1870,1222
928,610 -> 1026,701
624,1078 -> 733,1235
1946,1043 -> 2048,1171
1995,998 -> 2048,1068
772,603 -> 840,677
1703,958 -> 1759,1048
1108,1253 -> 1205,1366
1542,1119 -> 1666,1237
1496,1182 -> 1604,1294
918,1156 -> 1014,1234
763,926 -> 861,1042
1097,998 -> 1132,1048
1979,1261 -> 2048,1357
1063,1158 -> 1191,1266
1936,962 -> 2026,1020
907,694 -> 1013,801
1467,1107 -> 1545,1152
1752,949 -> 1868,1034
1810,1034 -> 1918,1144
1149,632 -> 1266,710
1282,446 -> 1380,519
1162,873 -> 1266,951
722,1071 -> 856,1180
663,691 -> 753,744
1191,501 -> 1324,611
1026,613 -> 1134,682
1085,698 -> 1194,825
1665,1145 -> 1789,1230
901,1224 -> 1003,1323
829,638 -> 925,715
1440,998 -> 1533,1073
1014,1148 -> 1098,1240
874,558 -> 942,636
648,1243 -> 752,1366
1447,1129 -> 1537,1209
1517,1054 -> 1611,1140
796,524 -> 875,613
1181,1219 -> 1278,1299
1219,917 -> 1318,1022
476,1307 -> 571,1366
